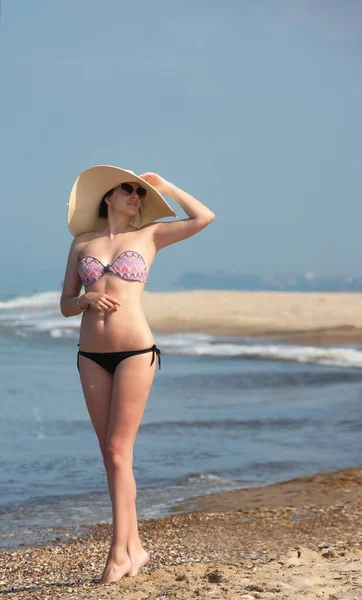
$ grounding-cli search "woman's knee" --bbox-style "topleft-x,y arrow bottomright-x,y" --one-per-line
104,442 -> 133,470
104,448 -> 137,500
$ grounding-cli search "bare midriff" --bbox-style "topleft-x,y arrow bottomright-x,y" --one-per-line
78,275 -> 155,353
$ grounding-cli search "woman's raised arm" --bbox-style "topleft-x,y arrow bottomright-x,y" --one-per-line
140,173 -> 215,251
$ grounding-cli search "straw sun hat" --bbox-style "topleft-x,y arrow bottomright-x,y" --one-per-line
67,165 -> 176,236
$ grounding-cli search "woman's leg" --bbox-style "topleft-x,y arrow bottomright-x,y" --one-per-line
77,356 -> 125,560
78,354 -> 113,455
102,351 -> 157,584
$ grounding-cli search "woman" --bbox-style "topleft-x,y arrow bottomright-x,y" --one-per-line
60,165 -> 215,585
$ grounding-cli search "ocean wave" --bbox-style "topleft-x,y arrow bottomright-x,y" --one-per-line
156,332 -> 362,368
0,290 -> 81,341
1,291 -> 362,368
0,291 -> 60,310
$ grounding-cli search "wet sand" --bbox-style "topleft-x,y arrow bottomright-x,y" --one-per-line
1,467 -> 362,599
142,290 -> 362,345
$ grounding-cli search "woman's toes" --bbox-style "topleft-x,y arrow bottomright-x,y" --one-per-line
100,556 -> 132,584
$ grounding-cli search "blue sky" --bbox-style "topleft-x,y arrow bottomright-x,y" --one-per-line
1,0 -> 362,294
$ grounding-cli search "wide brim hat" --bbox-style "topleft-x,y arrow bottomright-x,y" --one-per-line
67,165 -> 176,236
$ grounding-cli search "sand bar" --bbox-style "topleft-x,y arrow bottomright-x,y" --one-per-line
142,290 -> 362,345
1,467 -> 362,599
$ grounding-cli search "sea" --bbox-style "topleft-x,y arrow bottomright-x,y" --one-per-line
1,290 -> 362,550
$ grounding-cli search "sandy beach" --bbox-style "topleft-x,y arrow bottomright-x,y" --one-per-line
2,290 -> 362,599
142,290 -> 362,345
1,467 -> 362,599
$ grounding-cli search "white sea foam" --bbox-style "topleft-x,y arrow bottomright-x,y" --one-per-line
0,291 -> 60,310
0,291 -> 81,339
156,332 -> 362,368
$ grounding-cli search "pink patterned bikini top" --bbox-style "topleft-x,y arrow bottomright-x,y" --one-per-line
78,250 -> 148,287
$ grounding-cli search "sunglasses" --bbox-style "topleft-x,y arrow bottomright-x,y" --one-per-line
119,182 -> 147,199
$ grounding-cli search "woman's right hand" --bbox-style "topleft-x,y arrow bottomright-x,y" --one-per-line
83,292 -> 122,313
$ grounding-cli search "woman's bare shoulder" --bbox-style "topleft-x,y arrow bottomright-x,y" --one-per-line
66,232 -> 98,258
73,231 -> 99,245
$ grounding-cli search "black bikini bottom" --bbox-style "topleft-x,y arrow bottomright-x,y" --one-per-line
77,344 -> 161,375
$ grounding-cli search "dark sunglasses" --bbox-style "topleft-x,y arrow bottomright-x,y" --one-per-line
120,182 -> 147,199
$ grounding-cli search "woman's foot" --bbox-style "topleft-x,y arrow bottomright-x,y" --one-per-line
126,543 -> 150,577
100,551 -> 132,585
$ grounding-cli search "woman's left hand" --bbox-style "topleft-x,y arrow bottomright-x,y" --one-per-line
139,172 -> 171,194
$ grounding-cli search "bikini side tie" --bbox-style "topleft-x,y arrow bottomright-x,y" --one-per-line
150,344 -> 161,370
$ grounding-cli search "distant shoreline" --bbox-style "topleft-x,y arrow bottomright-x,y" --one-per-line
143,290 -> 362,345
